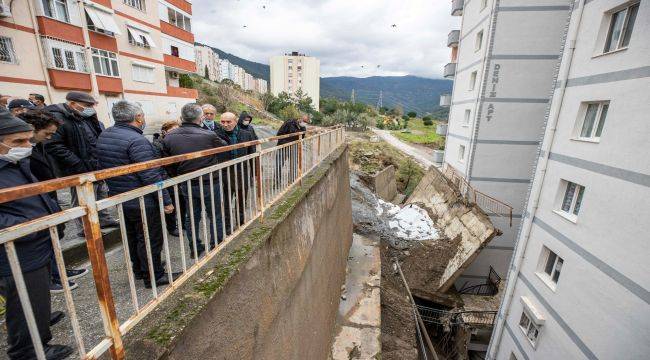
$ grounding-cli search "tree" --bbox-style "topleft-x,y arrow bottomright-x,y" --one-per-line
259,92 -> 276,111
397,158 -> 420,195
293,88 -> 314,113
278,104 -> 301,120
179,74 -> 195,89
204,65 -> 210,80
376,118 -> 385,129
422,115 -> 432,122
423,118 -> 434,126
407,111 -> 417,118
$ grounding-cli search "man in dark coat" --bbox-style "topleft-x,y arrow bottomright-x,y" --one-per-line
45,91 -> 118,234
18,110 -> 89,293
274,115 -> 309,185
216,112 -> 257,233
96,101 -> 178,288
162,103 -> 227,257
237,112 -> 258,140
0,111 -> 73,360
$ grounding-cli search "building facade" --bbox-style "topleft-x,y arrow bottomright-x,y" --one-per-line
489,1 -> 649,359
218,58 -> 230,82
255,78 -> 267,93
270,52 -> 319,108
0,0 -> 198,127
195,43 -> 219,81
441,0 -> 572,282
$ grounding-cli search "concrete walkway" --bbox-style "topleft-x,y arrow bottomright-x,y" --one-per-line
330,233 -> 381,360
371,129 -> 437,169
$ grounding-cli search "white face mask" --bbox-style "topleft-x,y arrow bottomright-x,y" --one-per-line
0,143 -> 32,163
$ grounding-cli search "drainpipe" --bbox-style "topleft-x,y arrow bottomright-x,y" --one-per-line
25,0 -> 55,104
76,0 -> 100,100
487,1 -> 585,358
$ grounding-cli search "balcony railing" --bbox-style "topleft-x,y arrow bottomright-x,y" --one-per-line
447,30 -> 460,47
439,93 -> 451,107
451,0 -> 464,16
458,266 -> 502,296
436,123 -> 448,136
0,126 -> 345,359
443,62 -> 457,79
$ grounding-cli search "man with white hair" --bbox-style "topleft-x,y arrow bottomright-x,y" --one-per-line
96,100 -> 178,288
162,103 -> 228,257
201,104 -> 218,131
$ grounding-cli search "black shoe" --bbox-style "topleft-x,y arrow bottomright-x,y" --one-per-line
143,272 -> 182,289
44,344 -> 73,360
50,311 -> 65,326
133,272 -> 145,280
61,268 -> 89,280
100,219 -> 119,228
168,228 -> 180,237
50,279 -> 78,294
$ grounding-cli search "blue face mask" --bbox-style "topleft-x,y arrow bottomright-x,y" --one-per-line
80,107 -> 96,118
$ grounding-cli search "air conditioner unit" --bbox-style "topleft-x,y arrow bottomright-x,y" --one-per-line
0,3 -> 12,17
169,71 -> 179,79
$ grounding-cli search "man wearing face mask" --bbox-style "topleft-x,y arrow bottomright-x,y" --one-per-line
237,112 -> 258,140
96,101 -> 178,287
201,104 -> 218,131
45,92 -> 118,234
0,110 -> 74,360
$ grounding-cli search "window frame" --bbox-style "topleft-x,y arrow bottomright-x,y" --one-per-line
536,246 -> 565,290
463,109 -> 471,127
42,0 -> 71,23
557,180 -> 585,220
44,38 -> 88,73
91,48 -> 119,77
123,0 -> 146,12
475,30 -> 483,52
602,2 -> 639,54
518,311 -> 541,346
574,101 -> 609,142
131,63 -> 155,83
0,36 -> 18,64
167,7 -> 192,32
469,70 -> 477,91
458,144 -> 466,162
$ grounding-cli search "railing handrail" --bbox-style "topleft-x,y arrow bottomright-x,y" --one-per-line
0,126 -> 342,204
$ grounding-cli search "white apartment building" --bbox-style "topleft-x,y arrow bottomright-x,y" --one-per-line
255,78 -> 268,93
218,58 -> 230,82
0,0 -> 197,126
195,44 -> 220,81
489,1 -> 649,359
270,52 -> 319,108
441,0 -> 572,282
244,72 -> 254,91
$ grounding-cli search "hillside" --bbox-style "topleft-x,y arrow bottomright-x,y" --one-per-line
200,45 -> 451,117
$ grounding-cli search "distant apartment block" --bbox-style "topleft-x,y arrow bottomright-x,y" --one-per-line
218,58 -> 230,82
195,44 -> 220,81
0,0 -> 198,126
255,78 -> 268,93
489,1 -> 649,359
441,0 -> 572,282
270,52 -> 320,108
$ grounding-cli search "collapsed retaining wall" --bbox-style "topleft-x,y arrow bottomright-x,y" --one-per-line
371,165 -> 398,202
122,145 -> 353,359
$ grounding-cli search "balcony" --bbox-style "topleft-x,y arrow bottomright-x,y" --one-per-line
451,0 -> 464,16
443,62 -> 456,79
439,93 -> 451,107
436,123 -> 448,136
447,30 -> 460,47
163,54 -> 196,73
167,86 -> 198,99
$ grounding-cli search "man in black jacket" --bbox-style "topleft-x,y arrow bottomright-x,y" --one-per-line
237,112 -> 258,140
216,112 -> 257,233
274,115 -> 308,186
162,103 -> 227,257
0,111 -> 73,360
45,92 -> 118,234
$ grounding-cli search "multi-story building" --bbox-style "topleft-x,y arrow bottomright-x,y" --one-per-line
489,1 -> 649,359
440,0 -> 572,282
195,43 -> 220,81
270,51 -> 319,108
255,78 -> 268,93
0,0 -> 198,126
218,58 -> 230,82
244,72 -> 254,91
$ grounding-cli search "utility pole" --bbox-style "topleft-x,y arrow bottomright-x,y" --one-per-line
351,89 -> 355,104
376,90 -> 383,110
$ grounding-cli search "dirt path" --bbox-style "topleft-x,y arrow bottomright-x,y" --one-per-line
371,129 -> 437,169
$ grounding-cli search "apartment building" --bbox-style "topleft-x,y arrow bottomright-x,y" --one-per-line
270,51 -> 319,108
440,0 -> 572,282
218,58 -> 230,82
0,0 -> 197,126
255,78 -> 268,93
195,43 -> 220,81
244,72 -> 254,91
489,1 -> 649,359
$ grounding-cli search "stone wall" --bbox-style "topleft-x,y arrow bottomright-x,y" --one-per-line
122,145 -> 353,359
371,165 -> 397,202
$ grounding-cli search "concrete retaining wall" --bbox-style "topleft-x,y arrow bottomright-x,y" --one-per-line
371,165 -> 397,202
122,146 -> 353,359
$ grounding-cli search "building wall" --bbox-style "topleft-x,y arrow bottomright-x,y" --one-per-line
0,0 -> 197,127
491,1 -> 650,359
269,54 -> 320,108
444,0 -> 572,282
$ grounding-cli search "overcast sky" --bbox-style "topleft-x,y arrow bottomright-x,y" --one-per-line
192,0 -> 459,79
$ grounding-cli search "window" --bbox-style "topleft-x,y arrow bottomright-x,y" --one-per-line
536,246 -> 564,289
43,38 -> 88,72
458,145 -> 465,162
475,30 -> 483,51
42,0 -> 70,23
577,102 -> 608,140
123,0 -> 145,11
603,3 -> 639,53
170,45 -> 179,57
469,71 -> 477,90
297,66 -> 302,71
127,26 -> 156,48
518,312 -> 540,346
132,63 -> 155,83
91,48 -> 119,77
560,181 -> 585,216
167,7 -> 191,32
0,36 -> 17,64
288,59 -> 293,64
463,109 -> 471,126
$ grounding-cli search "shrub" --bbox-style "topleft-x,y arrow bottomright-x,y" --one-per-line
423,118 -> 434,126
407,111 -> 417,118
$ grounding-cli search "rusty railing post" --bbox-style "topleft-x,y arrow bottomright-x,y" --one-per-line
77,180 -> 124,359
255,145 -> 264,220
297,135 -> 304,182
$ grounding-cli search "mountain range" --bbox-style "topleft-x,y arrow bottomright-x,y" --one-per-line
198,44 -> 452,116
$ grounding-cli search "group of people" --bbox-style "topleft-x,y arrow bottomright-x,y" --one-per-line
0,91 -> 309,359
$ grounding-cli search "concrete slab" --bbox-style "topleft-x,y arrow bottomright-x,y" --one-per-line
330,233 -> 381,359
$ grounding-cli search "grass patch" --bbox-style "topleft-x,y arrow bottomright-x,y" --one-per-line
390,118 -> 444,149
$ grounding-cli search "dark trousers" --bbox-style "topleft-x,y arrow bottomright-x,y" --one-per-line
0,265 -> 52,360
123,206 -> 164,279
164,187 -> 187,232
222,166 -> 247,234
182,182 -> 223,255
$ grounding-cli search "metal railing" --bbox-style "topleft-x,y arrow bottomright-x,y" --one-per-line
441,163 -> 514,226
416,305 -> 497,328
0,126 -> 345,359
458,266 -> 502,296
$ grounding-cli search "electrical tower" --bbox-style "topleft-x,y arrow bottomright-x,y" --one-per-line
376,90 -> 383,110
351,89 -> 355,104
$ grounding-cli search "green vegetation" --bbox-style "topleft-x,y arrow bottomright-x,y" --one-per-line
390,118 -> 444,149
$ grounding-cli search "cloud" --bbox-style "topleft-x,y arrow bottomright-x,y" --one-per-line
192,0 -> 459,78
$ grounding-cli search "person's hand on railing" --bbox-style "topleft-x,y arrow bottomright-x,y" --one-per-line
163,204 -> 174,214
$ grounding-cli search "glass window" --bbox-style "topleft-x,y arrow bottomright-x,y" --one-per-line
0,37 -> 17,64
604,3 -> 639,52
561,181 -> 585,215
91,48 -> 119,76
578,102 -> 609,140
123,0 -> 145,11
